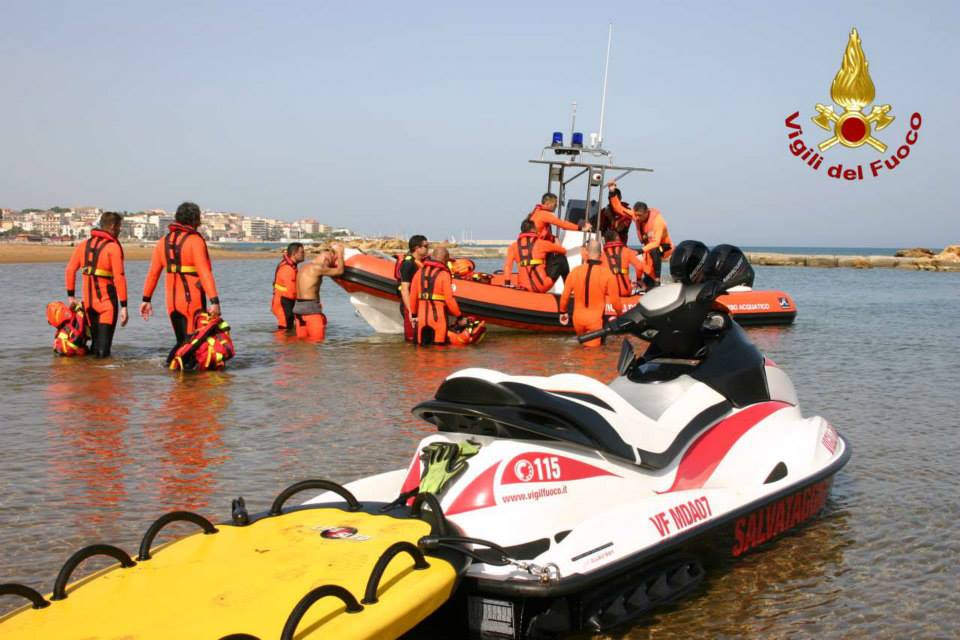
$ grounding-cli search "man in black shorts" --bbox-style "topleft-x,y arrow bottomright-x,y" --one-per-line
396,235 -> 429,341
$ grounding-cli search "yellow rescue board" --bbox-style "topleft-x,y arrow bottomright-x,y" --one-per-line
0,509 -> 457,639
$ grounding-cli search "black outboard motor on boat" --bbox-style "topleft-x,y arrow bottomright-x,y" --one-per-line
583,243 -> 768,403
669,240 -> 709,285
704,243 -> 755,288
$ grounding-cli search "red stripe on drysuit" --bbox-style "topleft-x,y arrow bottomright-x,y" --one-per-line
665,402 -> 790,493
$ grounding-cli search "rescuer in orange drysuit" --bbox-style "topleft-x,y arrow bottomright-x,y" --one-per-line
601,228 -> 647,296
559,240 -> 623,347
526,192 -> 591,284
271,242 -> 305,332
294,243 -> 344,341
503,219 -> 568,292
64,211 -> 128,358
607,181 -> 673,288
409,247 -> 463,345
396,234 -> 429,342
140,202 -> 221,347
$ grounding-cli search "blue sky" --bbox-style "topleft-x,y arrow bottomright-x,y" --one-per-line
2,1 -> 958,246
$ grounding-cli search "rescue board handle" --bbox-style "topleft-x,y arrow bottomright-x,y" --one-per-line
52,544 -> 136,600
138,511 -> 219,560
410,492 -> 451,535
280,584 -> 363,640
270,479 -> 361,515
362,541 -> 430,604
0,583 -> 50,609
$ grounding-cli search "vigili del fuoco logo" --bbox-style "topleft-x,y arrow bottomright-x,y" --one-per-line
785,28 -> 922,181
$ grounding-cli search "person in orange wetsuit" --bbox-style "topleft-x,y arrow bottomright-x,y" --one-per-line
601,228 -> 647,296
294,243 -> 344,341
64,211 -> 128,358
271,242 -> 305,332
559,240 -> 623,347
409,247 -> 463,345
140,202 -> 221,347
607,181 -> 673,288
396,235 -> 429,341
503,220 -> 568,292
526,192 -> 591,284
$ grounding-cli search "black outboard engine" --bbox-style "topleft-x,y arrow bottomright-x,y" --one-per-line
704,244 -> 755,288
669,240 -> 709,284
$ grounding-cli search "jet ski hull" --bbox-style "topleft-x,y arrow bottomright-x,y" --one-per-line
457,441 -> 849,638
334,252 -> 797,332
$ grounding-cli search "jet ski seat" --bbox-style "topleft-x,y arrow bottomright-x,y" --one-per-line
415,377 -> 638,463
414,375 -> 734,471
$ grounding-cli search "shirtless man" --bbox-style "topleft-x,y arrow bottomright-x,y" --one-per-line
294,243 -> 344,341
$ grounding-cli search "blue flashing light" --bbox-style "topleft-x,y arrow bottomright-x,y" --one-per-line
551,131 -> 563,147
572,132 -> 584,148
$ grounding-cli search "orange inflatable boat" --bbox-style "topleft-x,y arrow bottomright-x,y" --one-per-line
334,251 -> 796,333
335,133 -> 797,333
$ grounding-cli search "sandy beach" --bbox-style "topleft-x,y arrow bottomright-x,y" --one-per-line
0,242 -> 279,264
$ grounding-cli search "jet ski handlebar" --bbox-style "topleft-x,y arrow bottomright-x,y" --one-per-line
577,315 -> 645,344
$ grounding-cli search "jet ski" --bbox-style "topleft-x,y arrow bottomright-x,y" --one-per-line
319,242 -> 846,638
334,136 -> 797,333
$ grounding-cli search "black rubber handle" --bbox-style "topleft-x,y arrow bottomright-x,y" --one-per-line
270,479 -> 361,515
577,327 -> 610,343
411,492 -> 450,536
362,541 -> 430,604
280,585 -> 363,640
0,583 -> 50,609
138,511 -> 218,560
218,635 -> 261,640
52,544 -> 136,600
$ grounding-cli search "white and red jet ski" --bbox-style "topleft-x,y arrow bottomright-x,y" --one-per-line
309,243 -> 848,638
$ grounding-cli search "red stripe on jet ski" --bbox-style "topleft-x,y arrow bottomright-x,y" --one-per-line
666,402 -> 790,493
445,461 -> 501,516
400,453 -> 422,505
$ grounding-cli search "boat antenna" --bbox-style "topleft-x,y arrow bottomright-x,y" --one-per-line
569,101 -> 577,141
598,23 -> 613,147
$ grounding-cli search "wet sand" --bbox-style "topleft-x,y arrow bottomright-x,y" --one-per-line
0,243 -> 279,264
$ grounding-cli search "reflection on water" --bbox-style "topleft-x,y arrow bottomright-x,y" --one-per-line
45,359 -> 132,533
0,259 -> 957,636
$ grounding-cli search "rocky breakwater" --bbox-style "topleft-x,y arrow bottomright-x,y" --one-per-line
746,245 -> 960,272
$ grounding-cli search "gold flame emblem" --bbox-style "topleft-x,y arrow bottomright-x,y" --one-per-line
812,28 -> 894,152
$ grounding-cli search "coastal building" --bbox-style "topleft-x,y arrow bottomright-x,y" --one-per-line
242,217 -> 268,241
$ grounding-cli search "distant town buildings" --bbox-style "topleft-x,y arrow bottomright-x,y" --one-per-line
0,206 -> 357,243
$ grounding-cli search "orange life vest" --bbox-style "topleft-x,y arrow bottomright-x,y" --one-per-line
168,311 -> 235,371
603,241 -> 632,296
448,317 -> 487,346
165,223 -> 203,303
46,301 -> 89,357
272,254 -> 297,297
637,209 -> 673,253
82,230 -> 122,301
394,253 -> 417,291
516,232 -> 549,291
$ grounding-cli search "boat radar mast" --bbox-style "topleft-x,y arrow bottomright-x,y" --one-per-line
529,25 -> 651,232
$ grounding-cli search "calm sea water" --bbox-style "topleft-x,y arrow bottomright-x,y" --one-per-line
0,258 -> 957,638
